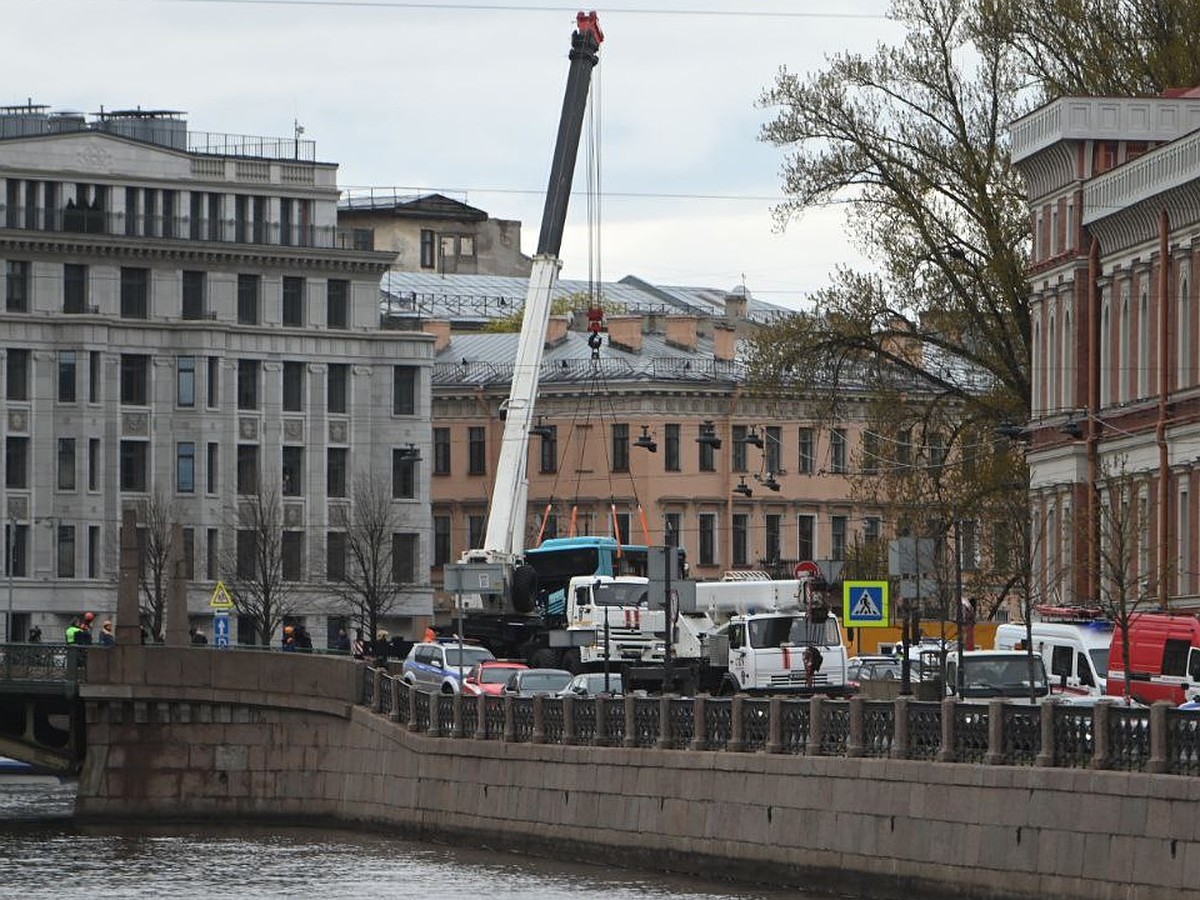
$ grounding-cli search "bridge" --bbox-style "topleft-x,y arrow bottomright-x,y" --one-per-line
0,643 -> 87,773
0,642 -> 1194,899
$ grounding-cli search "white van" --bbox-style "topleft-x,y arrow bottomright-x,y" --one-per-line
994,621 -> 1112,696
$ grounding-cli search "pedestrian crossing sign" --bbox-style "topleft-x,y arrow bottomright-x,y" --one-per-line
209,581 -> 234,610
843,581 -> 888,627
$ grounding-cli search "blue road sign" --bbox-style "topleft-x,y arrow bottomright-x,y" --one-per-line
843,581 -> 889,627
213,611 -> 231,648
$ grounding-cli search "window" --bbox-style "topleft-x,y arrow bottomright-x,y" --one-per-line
440,235 -> 456,259
433,427 -> 451,475
699,513 -> 717,566
393,449 -> 417,499
864,516 -> 881,546
732,426 -> 748,472
6,349 -> 29,400
282,361 -> 305,412
328,363 -> 348,414
206,528 -> 219,581
237,359 -> 259,410
393,365 -> 417,415
959,519 -> 979,572
664,424 -> 681,472
664,512 -> 682,548
393,533 -> 418,582
176,442 -> 195,493
57,525 -> 75,578
181,270 -> 205,319
699,427 -> 716,472
468,426 -> 486,475
58,350 -> 77,403
282,446 -> 304,496
765,514 -> 781,563
6,437 -> 28,488
6,261 -> 29,312
88,351 -> 100,403
236,444 -> 259,494
281,532 -> 304,581
120,267 -> 148,318
459,235 -> 475,257
326,532 -> 346,582
468,514 -> 486,549
433,515 -> 451,566
88,439 -> 100,491
182,528 -> 195,580
4,523 -> 28,577
420,229 -> 435,268
57,438 -> 76,491
798,428 -> 814,474
206,442 -> 219,494
119,354 -> 149,405
237,274 -> 259,324
732,514 -> 749,567
88,526 -> 100,579
611,423 -> 629,472
64,264 -> 87,313
539,425 -> 557,474
177,356 -> 196,408
327,447 -> 347,498
207,356 -> 220,408
862,431 -> 880,475
797,514 -> 816,561
282,276 -> 304,326
119,440 -> 148,492
831,515 -> 848,561
766,426 -> 782,474
327,279 -> 348,329
830,428 -> 847,474
236,530 -> 255,578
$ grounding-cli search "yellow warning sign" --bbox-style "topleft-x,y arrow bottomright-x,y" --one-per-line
209,581 -> 234,609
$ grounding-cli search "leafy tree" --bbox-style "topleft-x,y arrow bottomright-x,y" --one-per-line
998,0 -> 1200,98
328,473 -> 411,646
220,485 -> 299,646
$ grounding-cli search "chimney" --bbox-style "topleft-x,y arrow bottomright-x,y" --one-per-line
545,315 -> 570,347
423,319 -> 451,353
880,317 -> 923,368
713,322 -> 736,362
724,289 -> 748,321
606,315 -> 644,352
665,315 -> 699,352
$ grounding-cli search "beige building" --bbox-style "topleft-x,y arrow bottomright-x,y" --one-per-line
0,103 -> 434,645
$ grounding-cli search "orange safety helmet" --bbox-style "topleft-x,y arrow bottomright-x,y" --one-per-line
83,612 -> 95,622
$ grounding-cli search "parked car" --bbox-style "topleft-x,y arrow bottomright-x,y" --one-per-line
557,671 -> 624,697
402,641 -> 495,694
502,668 -> 573,698
846,656 -> 901,693
1106,613 -> 1200,705
462,660 -> 528,697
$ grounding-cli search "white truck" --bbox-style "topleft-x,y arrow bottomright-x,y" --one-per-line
943,650 -> 1050,704
994,620 -> 1111,697
631,577 -> 850,696
561,575 -> 665,671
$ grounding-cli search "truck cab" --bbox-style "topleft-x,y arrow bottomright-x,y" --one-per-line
994,620 -> 1111,696
718,610 -> 848,695
565,575 -> 664,669
944,650 -> 1049,703
1106,613 -> 1200,704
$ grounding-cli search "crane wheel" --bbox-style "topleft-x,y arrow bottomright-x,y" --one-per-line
512,564 -> 538,613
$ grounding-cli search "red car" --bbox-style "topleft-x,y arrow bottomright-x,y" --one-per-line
462,660 -> 528,697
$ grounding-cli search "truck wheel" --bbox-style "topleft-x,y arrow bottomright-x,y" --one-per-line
717,675 -> 739,697
512,564 -> 537,613
563,648 -> 582,674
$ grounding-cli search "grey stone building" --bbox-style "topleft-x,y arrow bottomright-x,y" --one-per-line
0,103 -> 433,646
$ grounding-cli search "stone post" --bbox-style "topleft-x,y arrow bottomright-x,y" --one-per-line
390,678 -> 403,723
407,686 -> 420,732
623,695 -> 637,748
532,696 -> 546,743
372,669 -> 384,714
426,692 -> 441,737
595,695 -> 610,748
1092,700 -> 1112,769
766,697 -> 784,754
728,694 -> 745,752
165,523 -> 190,647
503,695 -> 515,742
1148,700 -> 1171,774
985,699 -> 1005,766
451,691 -> 463,739
690,696 -> 707,751
116,507 -> 141,646
936,697 -> 957,763
474,696 -> 488,741
656,695 -> 672,749
846,696 -> 864,758
807,695 -> 825,756
1036,697 -> 1056,768
891,696 -> 910,759
562,694 -> 576,745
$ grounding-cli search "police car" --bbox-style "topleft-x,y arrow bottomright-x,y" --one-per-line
401,641 -> 495,694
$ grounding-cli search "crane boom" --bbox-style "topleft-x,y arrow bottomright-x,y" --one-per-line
475,12 -> 603,564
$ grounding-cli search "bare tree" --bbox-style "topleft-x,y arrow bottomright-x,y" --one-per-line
328,473 -> 410,646
220,484 -> 299,646
136,486 -> 178,642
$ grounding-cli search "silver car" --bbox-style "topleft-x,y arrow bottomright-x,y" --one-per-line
557,671 -> 624,697
502,668 -> 573,698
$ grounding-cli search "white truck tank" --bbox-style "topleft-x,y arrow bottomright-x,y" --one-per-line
695,579 -> 805,619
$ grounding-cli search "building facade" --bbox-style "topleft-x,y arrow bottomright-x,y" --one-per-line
1012,91 -> 1200,610
1,103 -> 433,645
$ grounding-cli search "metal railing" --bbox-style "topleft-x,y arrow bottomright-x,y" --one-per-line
359,667 -> 1200,775
0,642 -> 87,688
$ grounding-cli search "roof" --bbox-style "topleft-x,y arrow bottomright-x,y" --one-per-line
381,271 -> 792,325
339,191 -> 488,222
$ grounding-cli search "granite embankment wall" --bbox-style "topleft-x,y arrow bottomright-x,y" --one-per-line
76,647 -> 1200,900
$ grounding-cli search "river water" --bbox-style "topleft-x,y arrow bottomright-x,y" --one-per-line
0,781 -> 851,900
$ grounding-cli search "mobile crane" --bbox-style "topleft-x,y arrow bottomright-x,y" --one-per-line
446,12 -> 610,664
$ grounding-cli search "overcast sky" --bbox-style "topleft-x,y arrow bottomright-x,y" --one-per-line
8,0 -> 900,310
